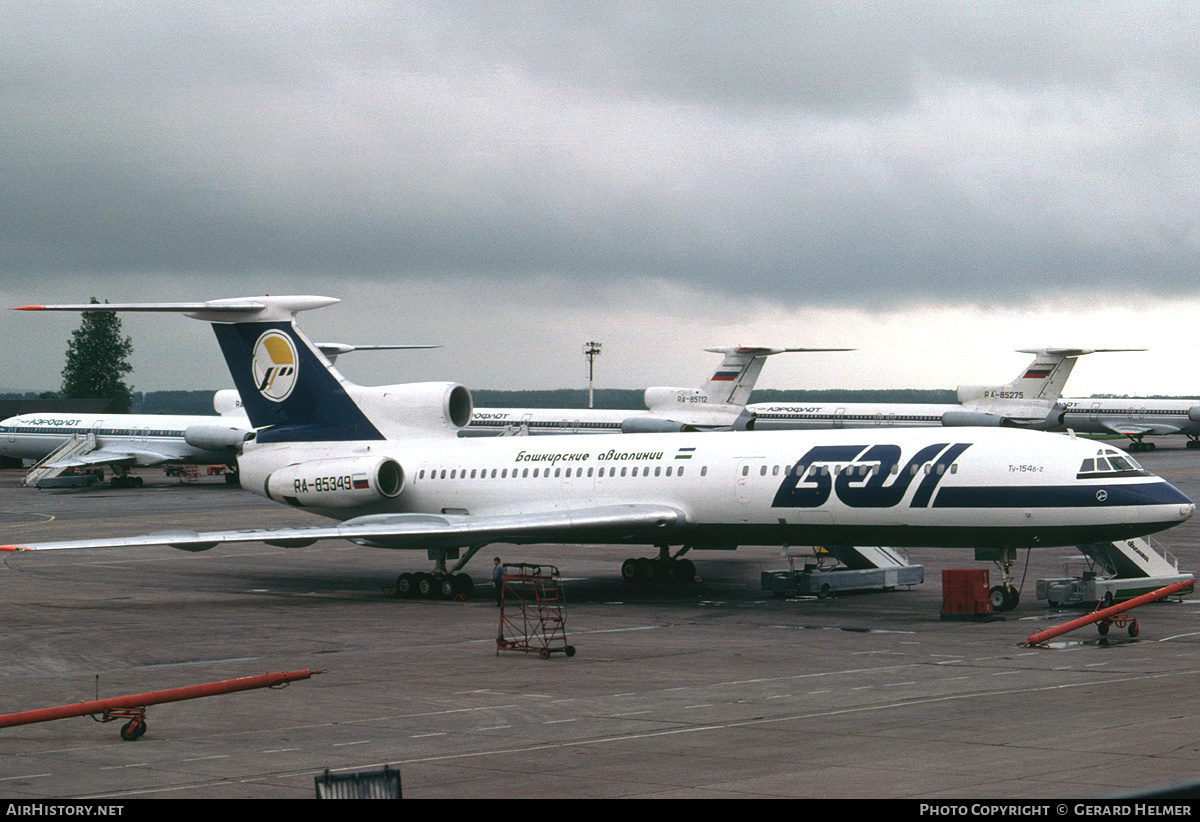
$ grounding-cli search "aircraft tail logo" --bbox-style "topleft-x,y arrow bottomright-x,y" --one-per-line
252,330 -> 299,402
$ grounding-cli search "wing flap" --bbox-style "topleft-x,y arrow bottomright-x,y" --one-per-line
0,504 -> 690,553
45,448 -> 184,469
1101,422 -> 1181,437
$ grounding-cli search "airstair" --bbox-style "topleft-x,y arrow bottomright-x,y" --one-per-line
762,545 -> 924,598
1037,537 -> 1194,606
22,433 -> 98,487
496,563 -> 576,659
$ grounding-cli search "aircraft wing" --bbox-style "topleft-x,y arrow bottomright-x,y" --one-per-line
1,504 -> 690,554
44,448 -> 172,469
1100,422 -> 1182,437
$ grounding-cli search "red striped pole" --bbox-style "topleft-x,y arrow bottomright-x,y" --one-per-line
1022,580 -> 1193,647
0,669 -> 323,729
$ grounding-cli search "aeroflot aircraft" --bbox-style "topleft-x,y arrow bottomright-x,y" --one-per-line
1053,397 -> 1200,452
4,298 -> 1192,612
0,408 -> 251,486
0,344 -> 433,487
748,348 -> 1129,431
463,346 -> 851,435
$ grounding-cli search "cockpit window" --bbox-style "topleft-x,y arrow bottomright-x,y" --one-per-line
1077,448 -> 1145,479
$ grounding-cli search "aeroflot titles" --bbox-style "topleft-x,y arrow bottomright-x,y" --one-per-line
12,418 -> 83,427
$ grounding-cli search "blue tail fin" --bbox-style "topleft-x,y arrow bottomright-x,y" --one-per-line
210,320 -> 385,443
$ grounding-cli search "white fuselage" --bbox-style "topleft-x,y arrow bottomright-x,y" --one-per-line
747,402 -> 960,430
237,425 -> 1193,550
0,413 -> 245,466
1057,398 -> 1200,437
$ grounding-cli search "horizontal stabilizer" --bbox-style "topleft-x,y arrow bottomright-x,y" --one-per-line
14,296 -> 339,323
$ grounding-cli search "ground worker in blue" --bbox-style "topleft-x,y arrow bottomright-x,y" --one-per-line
492,557 -> 504,605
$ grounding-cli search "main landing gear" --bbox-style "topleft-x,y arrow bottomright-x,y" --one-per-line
620,545 -> 698,585
1127,437 -> 1156,453
394,546 -> 483,601
395,571 -> 475,600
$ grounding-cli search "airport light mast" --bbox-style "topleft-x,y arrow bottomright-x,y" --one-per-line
584,341 -> 602,409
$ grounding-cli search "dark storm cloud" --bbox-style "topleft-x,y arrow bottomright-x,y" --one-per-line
2,2 -> 1198,310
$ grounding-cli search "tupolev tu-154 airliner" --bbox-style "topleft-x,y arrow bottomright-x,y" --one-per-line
3,296 -> 1193,610
0,343 -> 434,487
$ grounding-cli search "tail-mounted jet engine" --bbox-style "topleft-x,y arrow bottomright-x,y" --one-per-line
264,456 -> 404,509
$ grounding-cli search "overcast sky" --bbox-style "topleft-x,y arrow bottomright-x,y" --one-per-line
2,2 -> 1198,400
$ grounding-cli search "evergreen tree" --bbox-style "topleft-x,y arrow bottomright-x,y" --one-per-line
60,298 -> 134,413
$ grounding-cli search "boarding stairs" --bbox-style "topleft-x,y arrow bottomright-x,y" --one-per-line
22,433 -> 97,487
762,545 -> 924,598
1037,537 -> 1194,606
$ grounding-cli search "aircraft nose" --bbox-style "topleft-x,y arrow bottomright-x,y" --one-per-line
1157,481 -> 1196,520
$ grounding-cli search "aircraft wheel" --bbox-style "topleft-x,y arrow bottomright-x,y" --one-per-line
437,576 -> 456,599
396,573 -> 416,598
621,558 -> 639,583
677,558 -> 696,582
660,560 -> 678,583
639,558 -> 658,583
989,585 -> 1011,612
1005,585 -> 1020,609
417,573 -> 438,599
453,574 -> 474,599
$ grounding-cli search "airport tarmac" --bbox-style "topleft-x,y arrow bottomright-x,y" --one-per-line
3,448 -> 1200,800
